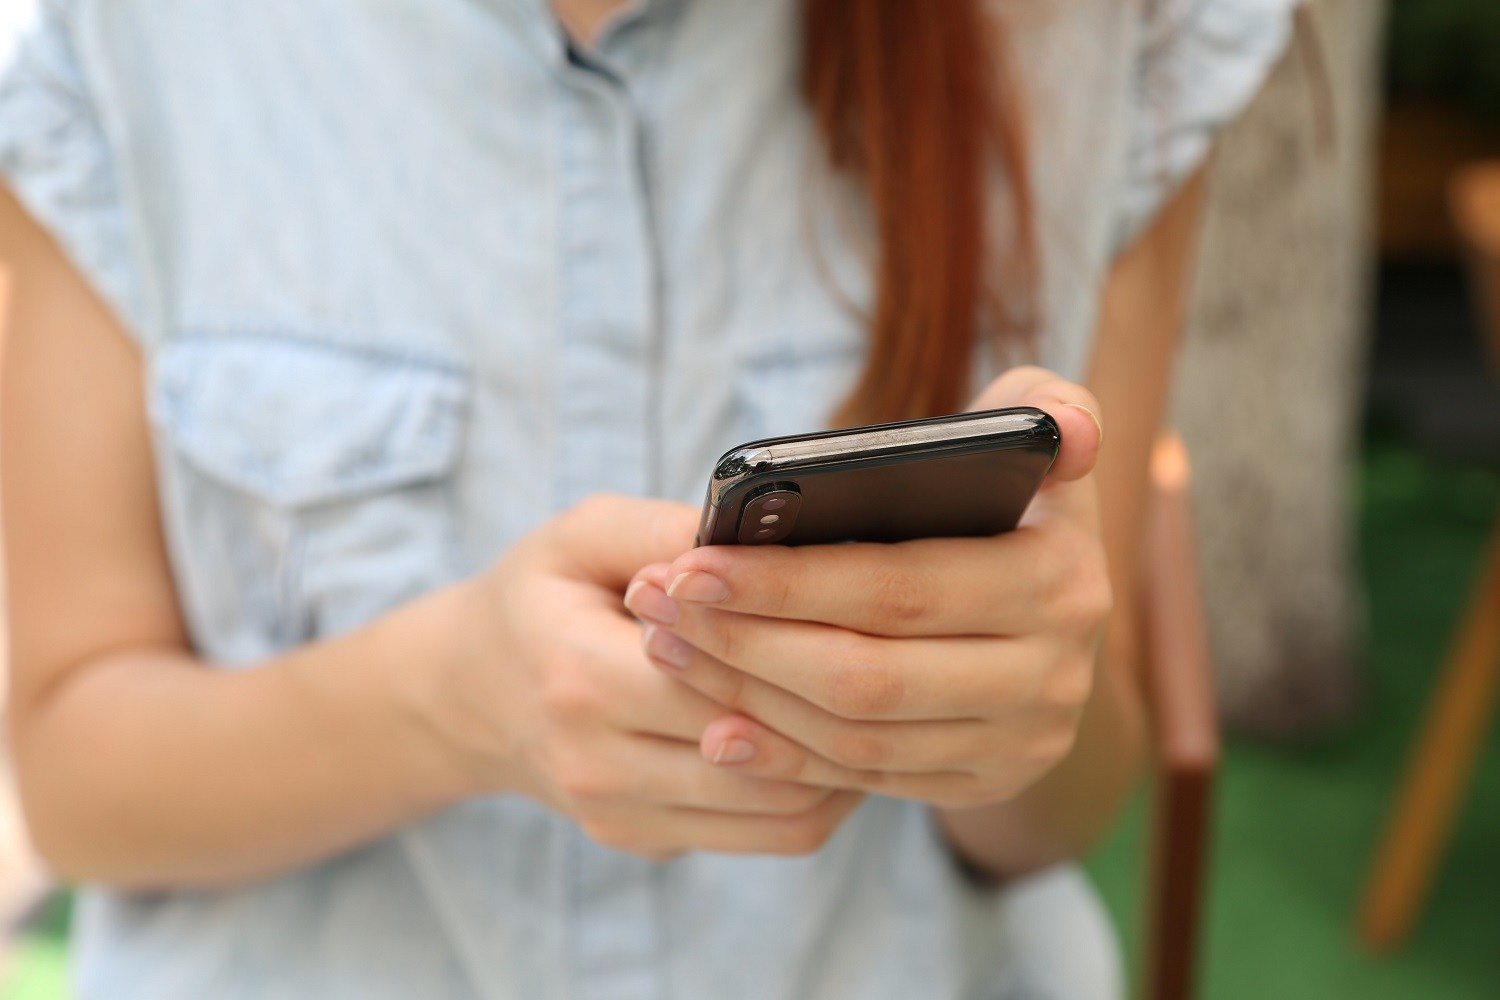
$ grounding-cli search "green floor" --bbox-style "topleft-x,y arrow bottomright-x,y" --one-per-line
5,440 -> 1498,999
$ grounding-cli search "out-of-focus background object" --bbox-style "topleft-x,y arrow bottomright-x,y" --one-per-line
1379,2 -> 1500,260
1173,0 -> 1382,735
1356,164 -> 1500,951
1089,0 -> 1500,996
1456,165 -> 1500,376
1137,435 -> 1219,1000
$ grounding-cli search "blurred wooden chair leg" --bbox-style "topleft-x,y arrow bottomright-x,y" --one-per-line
1140,434 -> 1221,1000
1357,517 -> 1500,950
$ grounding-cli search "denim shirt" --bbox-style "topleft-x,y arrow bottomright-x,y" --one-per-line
0,1 -> 1291,996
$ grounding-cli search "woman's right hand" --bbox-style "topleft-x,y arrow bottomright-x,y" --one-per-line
415,494 -> 864,861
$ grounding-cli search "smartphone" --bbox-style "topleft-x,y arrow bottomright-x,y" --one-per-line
695,406 -> 1059,546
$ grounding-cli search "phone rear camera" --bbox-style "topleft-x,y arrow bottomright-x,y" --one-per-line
737,485 -> 801,544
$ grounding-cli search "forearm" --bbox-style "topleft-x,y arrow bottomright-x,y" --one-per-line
10,582 -> 476,890
932,655 -> 1146,880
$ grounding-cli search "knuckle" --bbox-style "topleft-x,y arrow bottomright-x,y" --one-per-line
864,564 -> 931,630
1068,559 -> 1114,631
540,664 -> 605,726
824,640 -> 905,719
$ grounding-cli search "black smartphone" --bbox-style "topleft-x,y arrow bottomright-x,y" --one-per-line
695,406 -> 1059,547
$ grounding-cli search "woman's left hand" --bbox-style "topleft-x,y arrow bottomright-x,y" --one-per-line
623,368 -> 1111,809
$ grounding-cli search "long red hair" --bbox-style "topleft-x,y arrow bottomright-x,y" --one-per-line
802,1 -> 1035,425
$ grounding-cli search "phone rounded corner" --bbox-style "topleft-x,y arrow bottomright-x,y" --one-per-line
708,446 -> 774,508
1003,406 -> 1059,455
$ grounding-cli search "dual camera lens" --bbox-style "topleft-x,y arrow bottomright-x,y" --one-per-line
737,486 -> 800,545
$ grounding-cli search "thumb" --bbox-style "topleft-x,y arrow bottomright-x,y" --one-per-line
967,366 -> 1103,483
547,493 -> 701,589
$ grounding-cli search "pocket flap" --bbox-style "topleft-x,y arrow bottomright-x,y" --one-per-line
150,335 -> 469,508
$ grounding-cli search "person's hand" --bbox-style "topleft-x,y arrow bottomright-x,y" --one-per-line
417,495 -> 864,859
622,367 -> 1109,808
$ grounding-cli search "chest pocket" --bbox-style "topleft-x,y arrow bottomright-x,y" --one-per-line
148,333 -> 470,660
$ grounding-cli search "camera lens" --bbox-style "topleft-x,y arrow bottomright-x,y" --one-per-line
738,486 -> 799,544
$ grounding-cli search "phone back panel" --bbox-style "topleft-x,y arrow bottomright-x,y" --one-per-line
698,410 -> 1058,546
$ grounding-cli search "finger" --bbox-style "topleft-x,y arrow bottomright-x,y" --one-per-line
659,790 -> 867,856
966,366 -> 1104,484
697,716 -> 1000,807
640,633 -> 996,772
656,527 -> 1072,637
549,494 -> 700,590
582,611 -> 737,742
968,369 -> 1103,535
622,562 -> 677,625
604,735 -> 834,816
678,671 -> 996,773
639,606 -> 1042,722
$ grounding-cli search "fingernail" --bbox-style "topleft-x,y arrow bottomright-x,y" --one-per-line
711,738 -> 756,765
1062,402 -> 1104,449
667,571 -> 729,604
643,624 -> 693,669
625,582 -> 679,625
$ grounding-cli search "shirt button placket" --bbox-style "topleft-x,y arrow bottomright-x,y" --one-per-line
554,66 -> 658,507
554,52 -> 665,1000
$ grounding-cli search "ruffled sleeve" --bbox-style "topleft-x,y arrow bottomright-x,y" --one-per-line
0,0 -> 145,339
1112,0 -> 1300,248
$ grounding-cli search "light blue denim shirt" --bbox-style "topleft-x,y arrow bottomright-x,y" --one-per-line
0,1 -> 1291,996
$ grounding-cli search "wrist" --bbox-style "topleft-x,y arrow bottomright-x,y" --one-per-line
383,577 -> 519,802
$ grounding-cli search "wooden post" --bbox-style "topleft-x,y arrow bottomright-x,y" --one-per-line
1141,436 -> 1221,1000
